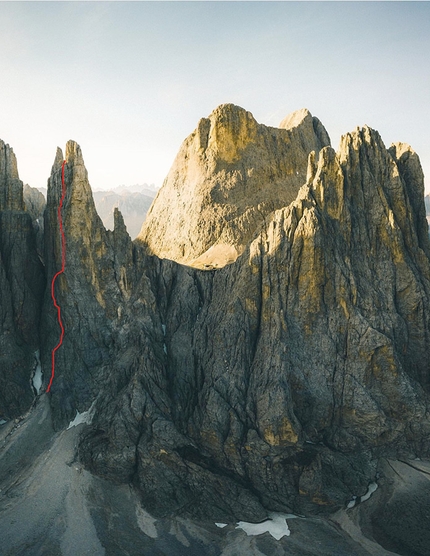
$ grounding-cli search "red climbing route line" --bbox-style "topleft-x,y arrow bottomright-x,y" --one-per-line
46,160 -> 67,393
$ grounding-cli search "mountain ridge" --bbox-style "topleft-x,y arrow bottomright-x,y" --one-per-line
1,104 -> 430,554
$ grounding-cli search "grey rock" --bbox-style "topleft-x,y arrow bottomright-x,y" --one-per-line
78,120 -> 430,520
0,140 -> 44,419
41,141 -> 133,430
23,183 -> 46,256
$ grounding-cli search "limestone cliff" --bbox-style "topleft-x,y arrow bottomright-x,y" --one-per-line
137,104 -> 330,268
0,141 -> 44,418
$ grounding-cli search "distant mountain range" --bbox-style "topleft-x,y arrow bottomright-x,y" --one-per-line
92,188 -> 156,239
98,183 -> 159,196
36,184 -> 158,239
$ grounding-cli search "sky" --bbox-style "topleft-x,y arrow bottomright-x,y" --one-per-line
0,1 -> 429,193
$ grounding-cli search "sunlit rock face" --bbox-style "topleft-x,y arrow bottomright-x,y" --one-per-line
137,104 -> 330,268
1,105 -> 430,530
0,140 -> 44,419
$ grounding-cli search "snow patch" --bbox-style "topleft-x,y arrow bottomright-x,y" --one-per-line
215,523 -> 228,528
163,343 -> 167,354
67,400 -> 96,430
161,324 -> 166,336
360,482 -> 378,503
32,350 -> 43,394
0,419 -> 7,426
347,482 -> 378,509
236,513 -> 291,540
136,505 -> 158,538
347,496 -> 357,509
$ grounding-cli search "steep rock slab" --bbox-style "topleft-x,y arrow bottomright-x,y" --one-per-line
137,104 -> 330,268
79,122 -> 430,520
0,140 -> 44,419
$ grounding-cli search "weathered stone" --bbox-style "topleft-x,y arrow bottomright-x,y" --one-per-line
41,141 -> 133,429
77,116 -> 430,520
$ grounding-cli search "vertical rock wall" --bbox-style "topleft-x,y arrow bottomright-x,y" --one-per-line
0,140 -> 44,419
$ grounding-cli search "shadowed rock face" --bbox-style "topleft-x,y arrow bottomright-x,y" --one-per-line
0,141 -> 44,419
41,141 -> 135,429
1,105 -> 430,535
23,183 -> 46,257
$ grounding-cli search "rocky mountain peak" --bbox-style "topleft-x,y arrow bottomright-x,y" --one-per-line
279,106 -> 312,129
279,108 -> 331,152
389,141 -> 430,255
41,140 -> 135,426
0,140 -> 24,211
137,104 -> 331,268
202,103 -> 259,164
0,139 -> 44,419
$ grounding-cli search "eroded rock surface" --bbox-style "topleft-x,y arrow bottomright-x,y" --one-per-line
41,142 -> 135,429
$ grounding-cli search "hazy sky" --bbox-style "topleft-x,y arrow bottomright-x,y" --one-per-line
0,1 -> 429,193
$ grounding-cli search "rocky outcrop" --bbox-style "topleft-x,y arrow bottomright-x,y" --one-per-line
0,141 -> 44,419
137,104 -> 330,268
0,141 -> 23,212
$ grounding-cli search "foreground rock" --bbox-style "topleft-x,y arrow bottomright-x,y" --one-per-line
0,398 -> 403,556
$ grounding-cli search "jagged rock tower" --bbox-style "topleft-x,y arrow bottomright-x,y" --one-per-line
0,141 -> 44,418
